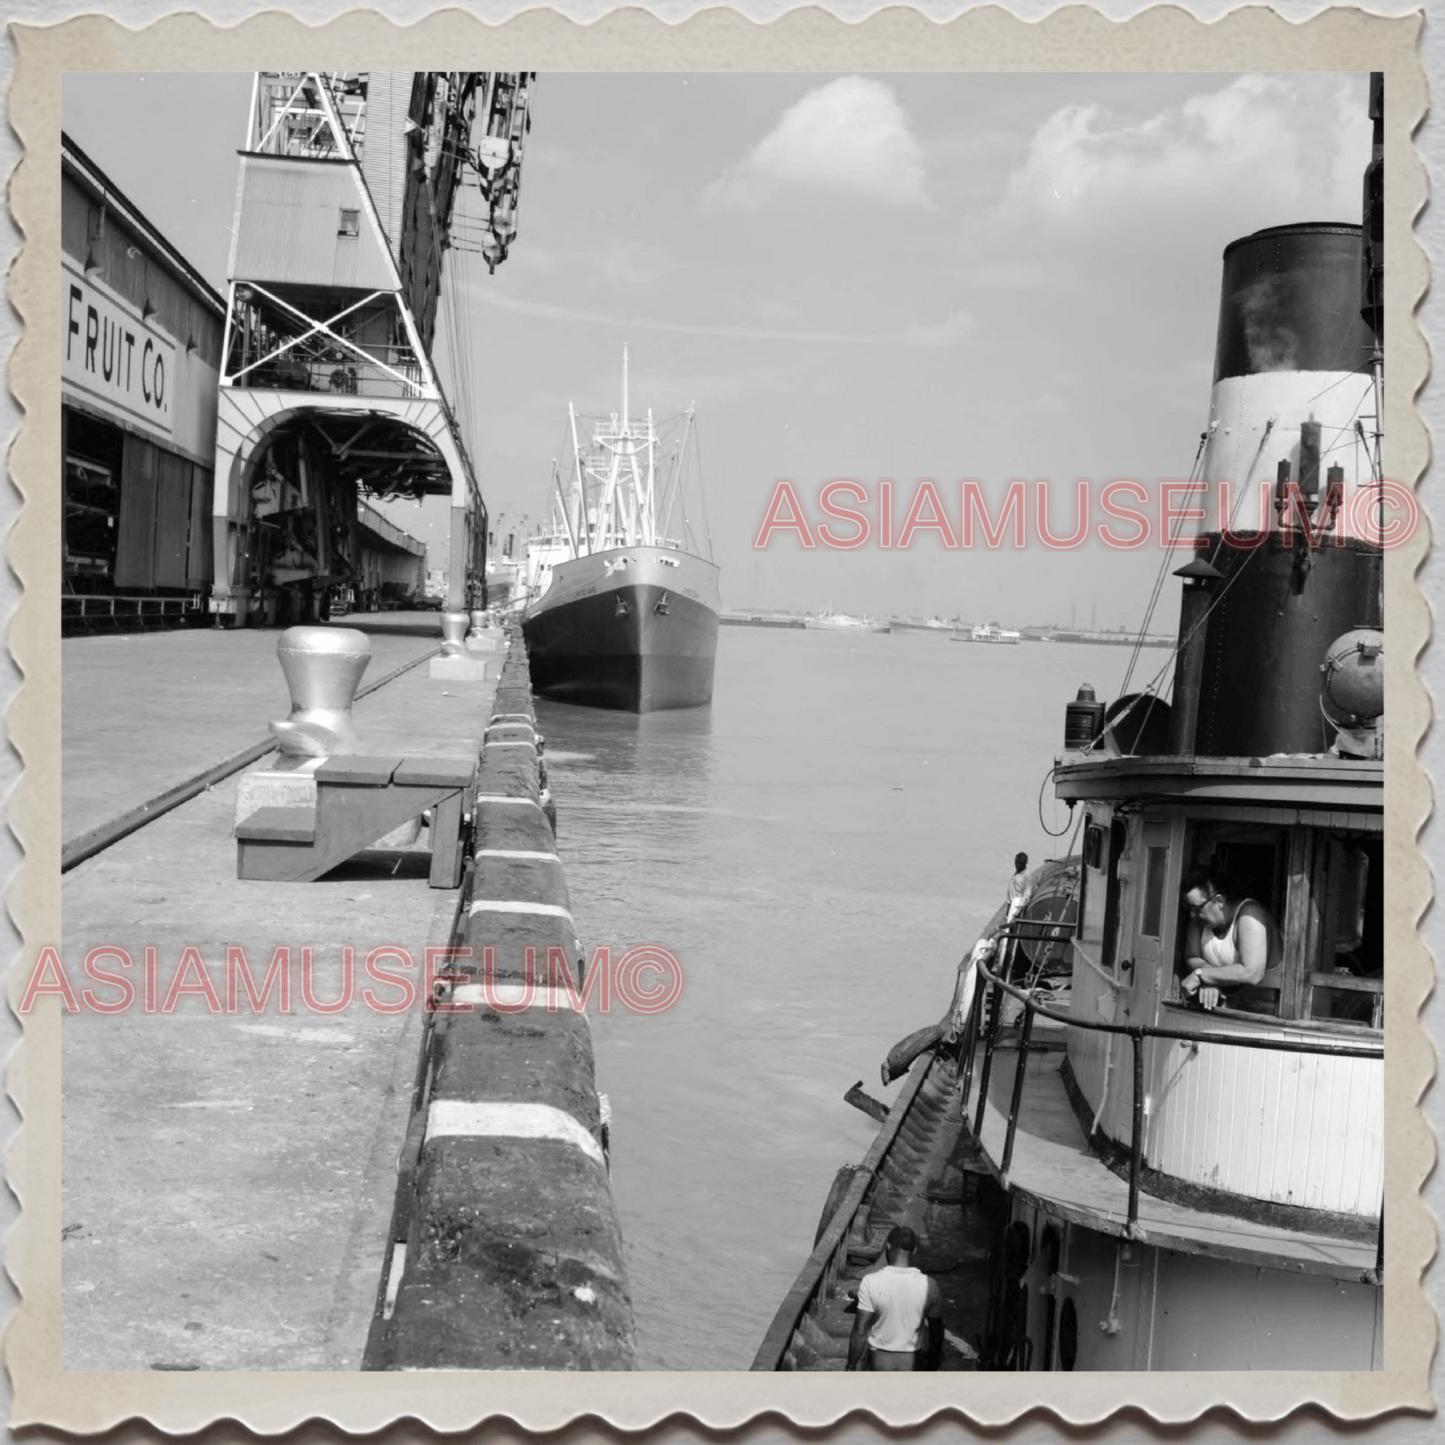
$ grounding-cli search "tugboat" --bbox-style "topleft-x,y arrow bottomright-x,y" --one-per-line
521,347 -> 720,711
755,76 -> 1385,1374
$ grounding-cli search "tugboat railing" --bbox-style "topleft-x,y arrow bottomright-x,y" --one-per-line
969,948 -> 1383,1279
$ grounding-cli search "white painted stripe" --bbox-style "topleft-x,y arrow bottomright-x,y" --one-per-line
484,739 -> 536,749
447,982 -> 584,1012
468,899 -> 574,923
426,1100 -> 604,1166
474,794 -> 543,807
491,713 -> 535,723
382,1243 -> 407,1319
475,848 -> 559,862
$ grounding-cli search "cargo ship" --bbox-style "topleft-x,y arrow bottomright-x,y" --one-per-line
521,348 -> 720,711
755,76 -> 1385,1374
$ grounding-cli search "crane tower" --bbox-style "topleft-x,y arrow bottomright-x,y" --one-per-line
210,71 -> 533,624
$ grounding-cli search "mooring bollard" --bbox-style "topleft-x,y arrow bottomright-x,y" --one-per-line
467,608 -> 488,645
270,626 -> 371,757
440,611 -> 469,657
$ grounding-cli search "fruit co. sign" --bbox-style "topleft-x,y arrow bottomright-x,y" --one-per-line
62,259 -> 175,440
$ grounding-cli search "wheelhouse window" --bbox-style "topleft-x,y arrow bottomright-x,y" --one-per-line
1140,845 -> 1169,938
1174,822 -> 1381,1030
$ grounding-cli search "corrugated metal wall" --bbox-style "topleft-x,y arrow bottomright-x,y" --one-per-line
114,434 -> 158,587
360,72 -> 413,264
153,450 -> 191,588
234,157 -> 395,290
186,464 -> 213,587
112,431 -> 211,592
61,169 -> 225,369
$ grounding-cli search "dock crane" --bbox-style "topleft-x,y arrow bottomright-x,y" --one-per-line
211,71 -> 533,625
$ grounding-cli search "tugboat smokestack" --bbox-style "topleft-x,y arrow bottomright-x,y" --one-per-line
1182,217 -> 1382,758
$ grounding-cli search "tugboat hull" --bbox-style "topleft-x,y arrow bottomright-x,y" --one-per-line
522,547 -> 720,712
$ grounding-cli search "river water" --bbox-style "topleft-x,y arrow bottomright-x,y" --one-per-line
536,626 -> 1144,1370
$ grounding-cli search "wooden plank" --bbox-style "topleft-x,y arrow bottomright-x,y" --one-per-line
843,1082 -> 889,1124
315,755 -> 404,786
394,756 -> 477,789
1308,973 -> 1383,994
428,790 -> 465,889
234,805 -> 316,843
1280,825 -> 1313,1020
1257,1049 -> 1284,1203
1303,827 -> 1329,1017
238,781 -> 455,882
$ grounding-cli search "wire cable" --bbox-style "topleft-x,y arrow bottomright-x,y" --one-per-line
1037,764 -> 1075,837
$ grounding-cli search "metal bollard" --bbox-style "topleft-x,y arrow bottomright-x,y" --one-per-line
270,626 -> 371,757
439,611 -> 469,656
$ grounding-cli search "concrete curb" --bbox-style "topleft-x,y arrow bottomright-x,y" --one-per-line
363,623 -> 636,1370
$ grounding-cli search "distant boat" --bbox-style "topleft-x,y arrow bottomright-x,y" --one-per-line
806,610 -> 890,634
951,623 -> 1021,644
521,348 -> 720,711
891,616 -> 951,633
484,552 -> 525,612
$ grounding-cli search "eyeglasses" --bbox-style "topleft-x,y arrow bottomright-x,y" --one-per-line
1187,892 -> 1222,916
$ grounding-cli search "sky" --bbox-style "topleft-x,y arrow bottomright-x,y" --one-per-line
62,70 -> 1372,630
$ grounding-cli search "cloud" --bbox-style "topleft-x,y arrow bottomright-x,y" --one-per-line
904,309 -> 975,348
994,74 -> 1371,237
496,242 -> 559,277
469,289 -> 976,350
467,286 -> 872,343
964,259 -> 1046,292
599,241 -> 671,289
703,76 -> 929,210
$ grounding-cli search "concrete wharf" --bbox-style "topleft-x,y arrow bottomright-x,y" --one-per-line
58,613 -> 632,1370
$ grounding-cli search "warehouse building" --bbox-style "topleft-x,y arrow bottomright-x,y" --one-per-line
61,133 -> 225,631
62,132 -> 432,633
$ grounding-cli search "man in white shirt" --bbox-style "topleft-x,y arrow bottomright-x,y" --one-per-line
1005,851 -> 1034,924
997,851 -> 1035,1028
846,1225 -> 943,1371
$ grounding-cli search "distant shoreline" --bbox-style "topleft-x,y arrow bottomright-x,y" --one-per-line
720,612 -> 1174,648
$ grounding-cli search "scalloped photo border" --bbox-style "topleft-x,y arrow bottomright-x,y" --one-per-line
4,3 -> 1433,1433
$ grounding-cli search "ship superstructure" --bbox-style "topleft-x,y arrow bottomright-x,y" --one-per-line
521,348 -> 720,711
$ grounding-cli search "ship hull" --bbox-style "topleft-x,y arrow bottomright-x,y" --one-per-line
522,546 -> 720,712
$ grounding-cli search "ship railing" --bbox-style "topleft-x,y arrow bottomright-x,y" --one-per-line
747,1045 -> 938,1372
967,935 -> 1383,1282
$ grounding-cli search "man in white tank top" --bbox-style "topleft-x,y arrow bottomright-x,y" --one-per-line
1180,865 -> 1284,1012
846,1225 -> 942,1371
